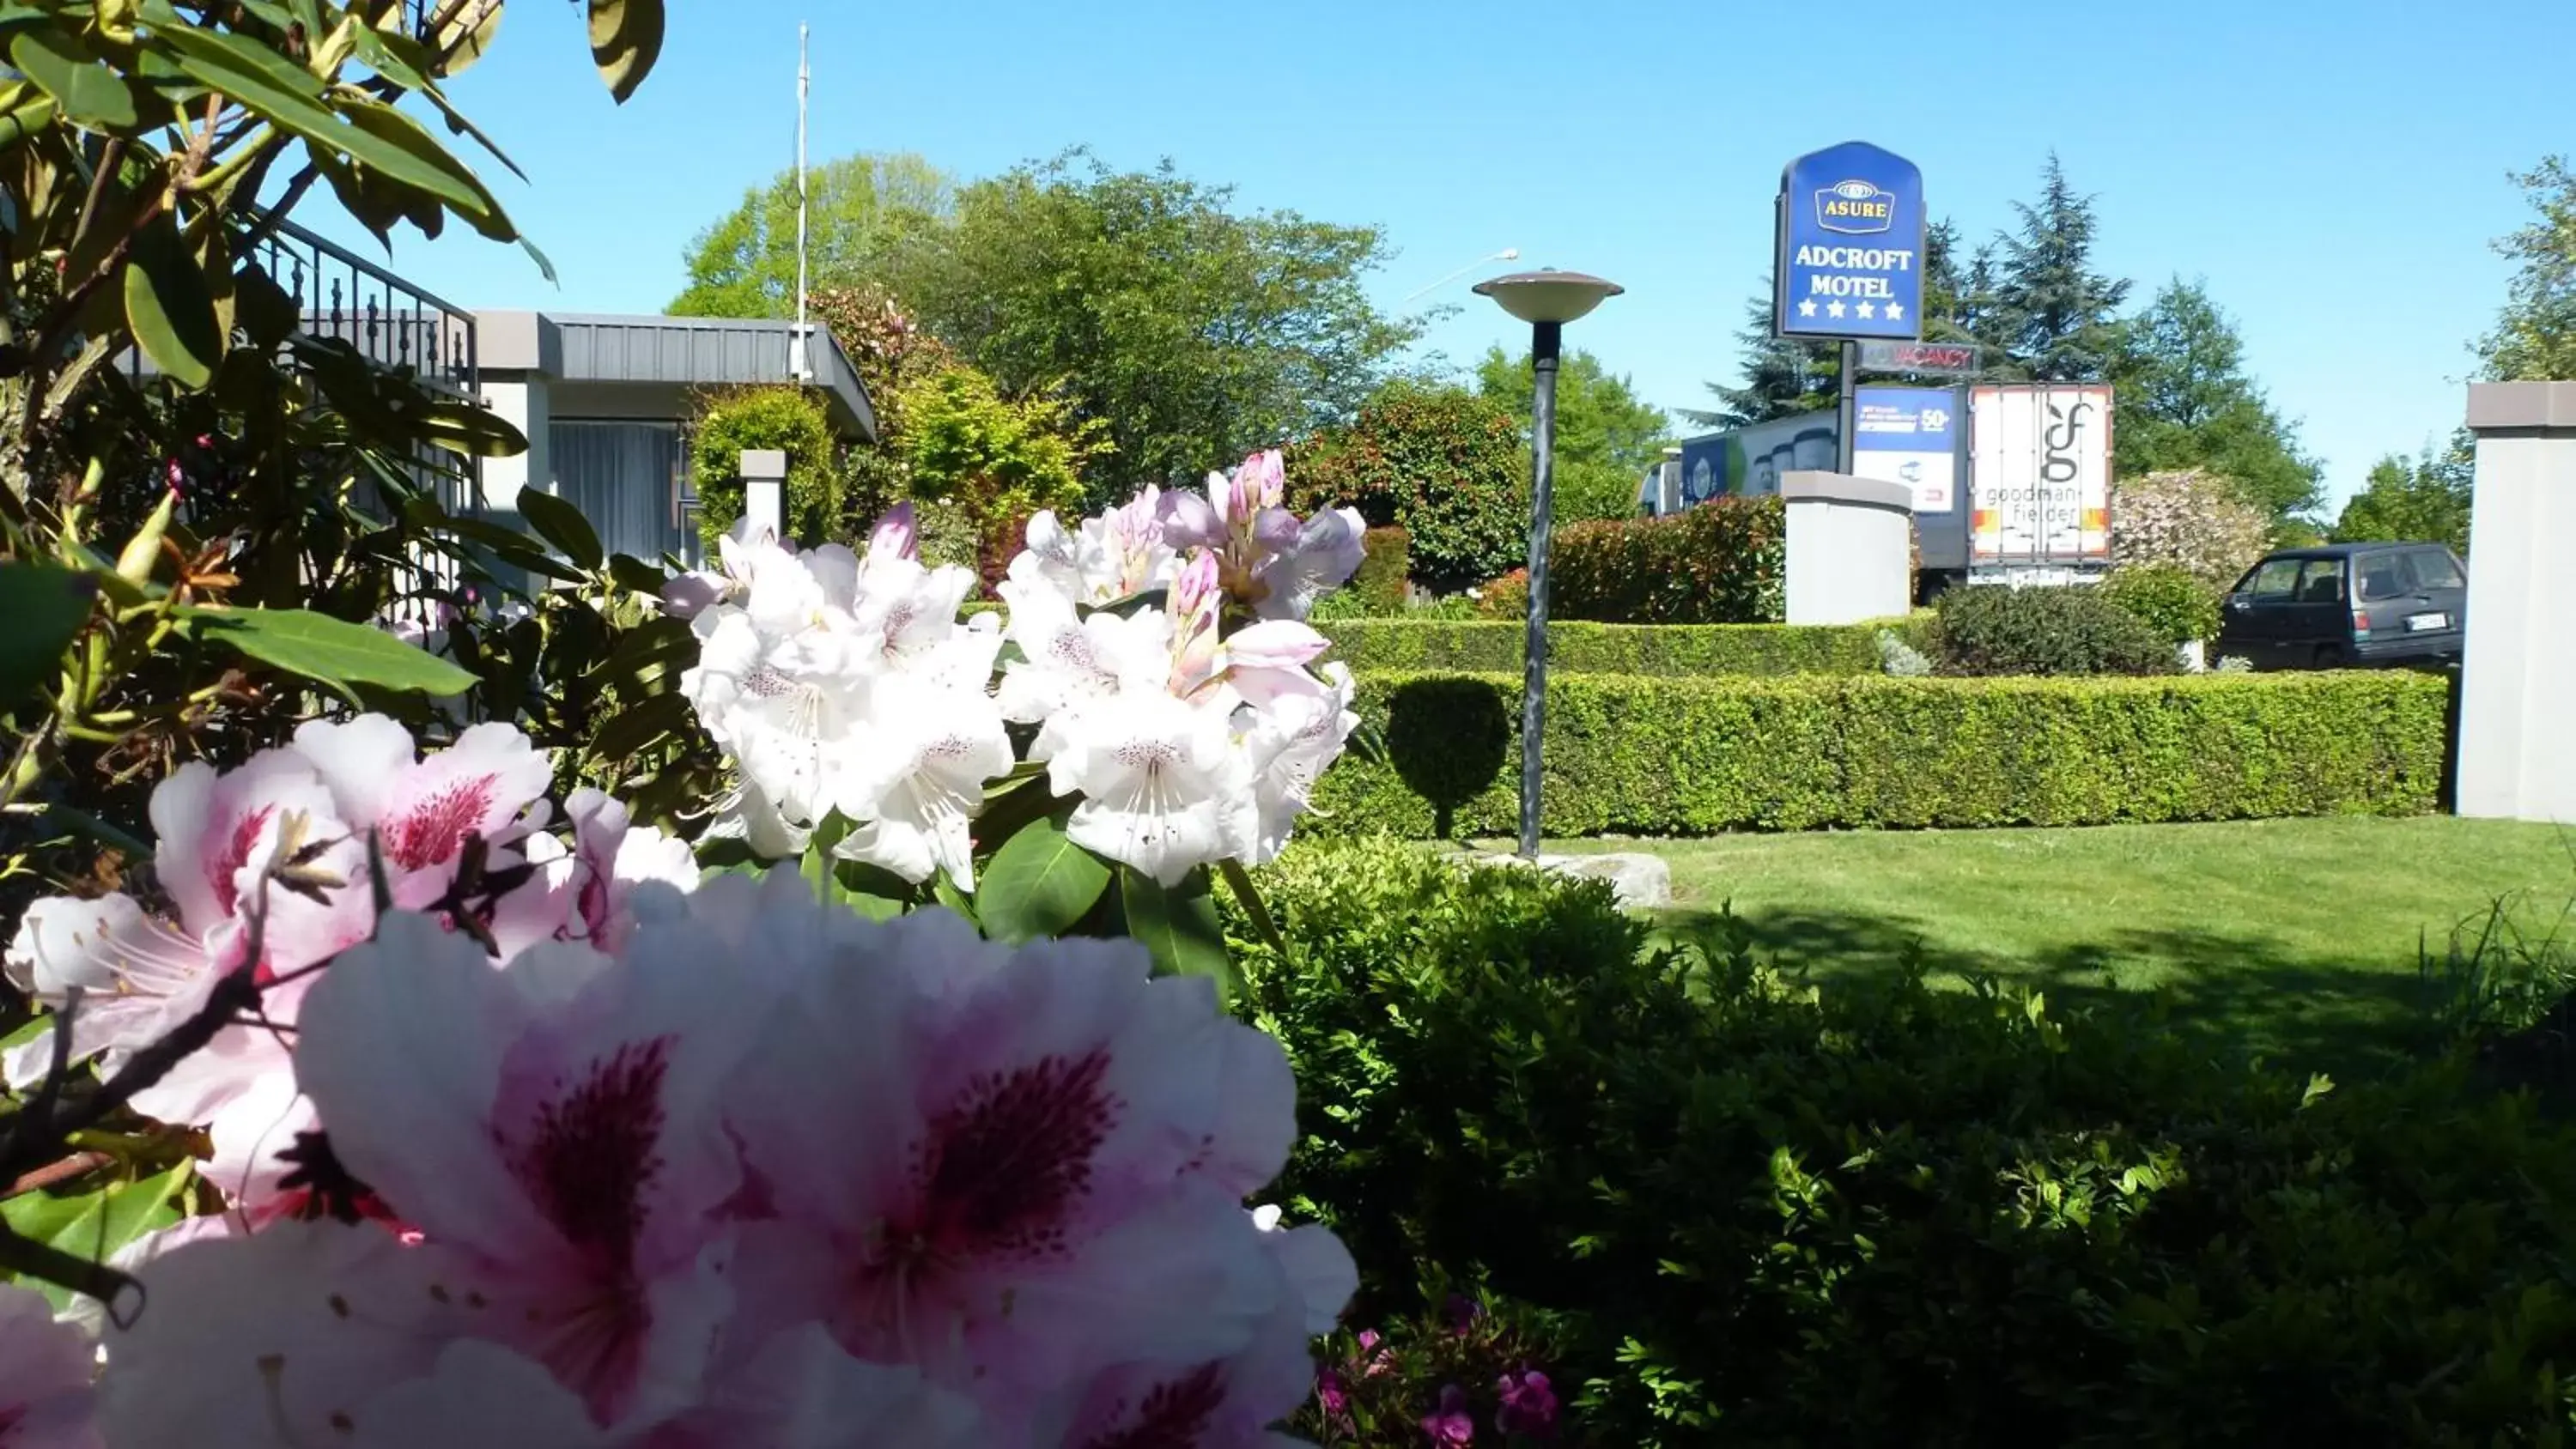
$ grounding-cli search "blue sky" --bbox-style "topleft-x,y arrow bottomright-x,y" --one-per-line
327,0 -> 2568,507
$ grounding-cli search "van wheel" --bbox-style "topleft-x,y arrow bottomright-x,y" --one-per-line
2313,645 -> 2349,670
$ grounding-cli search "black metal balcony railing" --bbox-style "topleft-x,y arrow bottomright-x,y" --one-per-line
236,210 -> 480,402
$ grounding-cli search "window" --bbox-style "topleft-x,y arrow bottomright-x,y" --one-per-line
2408,549 -> 2465,590
2296,558 -> 2345,604
2355,555 -> 2412,602
550,421 -> 695,567
2247,558 -> 2304,601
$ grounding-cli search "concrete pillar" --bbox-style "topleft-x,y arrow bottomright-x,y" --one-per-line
477,376 -> 550,524
1779,470 -> 1915,625
2456,382 -> 2576,823
741,448 -> 787,545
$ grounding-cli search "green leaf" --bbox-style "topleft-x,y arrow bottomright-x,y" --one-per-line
515,487 -> 604,571
975,814 -> 1109,943
9,25 -> 139,130
1121,866 -> 1237,1000
1217,857 -> 1289,958
606,553 -> 670,598
583,688 -> 692,763
332,93 -> 514,240
122,209 -> 222,388
179,605 -> 476,695
348,24 -> 524,180
586,0 -> 663,104
0,1164 -> 187,1313
419,397 -> 528,458
829,857 -> 914,923
0,562 -> 94,714
140,6 -> 485,220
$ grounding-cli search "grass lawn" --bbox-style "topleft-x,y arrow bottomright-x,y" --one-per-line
1531,817 -> 2576,1075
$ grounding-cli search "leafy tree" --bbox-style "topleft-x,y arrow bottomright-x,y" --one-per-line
881,150 -> 1420,501
1985,154 -> 2131,382
669,153 -> 953,319
1288,381 -> 1528,591
2107,277 -> 2323,522
899,363 -> 1103,574
1474,347 -> 1669,523
2478,155 -> 2576,382
2332,431 -> 2474,555
1690,279 -> 1838,427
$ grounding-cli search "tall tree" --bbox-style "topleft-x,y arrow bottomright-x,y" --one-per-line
2107,277 -> 2323,521
1475,346 -> 1671,521
2477,155 -> 2576,382
1986,154 -> 2131,381
670,153 -> 955,318
1688,277 -> 1838,427
879,151 -> 1420,498
2332,432 -> 2474,555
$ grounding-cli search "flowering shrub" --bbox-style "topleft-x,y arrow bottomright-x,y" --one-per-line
1287,383 -> 1529,592
2108,467 -> 2275,589
1543,497 -> 1786,625
1287,1286 -> 1581,1446
662,449 -> 1368,926
0,446 -> 1371,1440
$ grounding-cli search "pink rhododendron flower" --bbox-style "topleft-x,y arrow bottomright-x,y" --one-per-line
0,1283 -> 99,1448
291,908 -> 762,1428
726,917 -> 1297,1401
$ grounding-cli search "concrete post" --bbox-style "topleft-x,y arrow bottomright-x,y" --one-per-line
2456,382 -> 2576,823
740,448 -> 787,545
1779,470 -> 1915,625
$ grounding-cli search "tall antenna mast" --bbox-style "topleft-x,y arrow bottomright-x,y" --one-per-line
788,21 -> 811,381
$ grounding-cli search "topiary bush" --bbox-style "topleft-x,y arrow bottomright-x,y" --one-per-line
1289,381 -> 1530,591
688,385 -> 843,549
1308,670 -> 2450,838
1236,838 -> 2576,1446
1546,496 -> 1787,624
1317,620 -> 1881,677
2100,562 -> 2221,645
1350,525 -> 1413,611
1929,584 -> 2180,676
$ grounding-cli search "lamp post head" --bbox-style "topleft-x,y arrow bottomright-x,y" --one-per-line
1473,267 -> 1623,325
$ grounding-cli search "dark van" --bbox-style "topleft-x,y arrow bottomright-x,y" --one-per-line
2213,543 -> 2468,670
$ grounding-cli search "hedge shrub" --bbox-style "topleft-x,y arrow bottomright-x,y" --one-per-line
1308,670 -> 2449,837
1236,839 -> 2576,1446
688,385 -> 841,549
1930,583 -> 2180,676
1545,495 -> 1787,624
1316,619 -> 1880,677
2100,561 -> 2222,645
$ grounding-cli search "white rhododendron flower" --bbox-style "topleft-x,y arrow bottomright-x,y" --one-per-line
665,457 -> 1364,886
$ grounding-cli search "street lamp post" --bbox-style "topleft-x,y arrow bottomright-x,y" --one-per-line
1472,268 -> 1624,860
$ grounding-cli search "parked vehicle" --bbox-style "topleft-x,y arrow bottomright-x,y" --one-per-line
2213,543 -> 2467,670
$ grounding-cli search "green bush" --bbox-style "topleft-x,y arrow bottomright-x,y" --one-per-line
688,385 -> 844,549
1930,583 -> 2179,676
1289,381 -> 1530,591
1547,496 -> 1787,624
1236,839 -> 2576,1446
1307,670 -> 2449,837
1316,620 -> 1880,677
2100,562 -> 2222,645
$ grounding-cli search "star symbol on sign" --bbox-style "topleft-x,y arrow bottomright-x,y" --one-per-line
1797,299 -> 1818,318
1886,301 -> 1906,321
1856,302 -> 1877,319
1826,300 -> 1846,318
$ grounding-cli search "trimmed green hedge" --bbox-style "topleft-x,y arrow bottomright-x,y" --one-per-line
1317,619 -> 1881,677
1313,670 -> 2449,837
